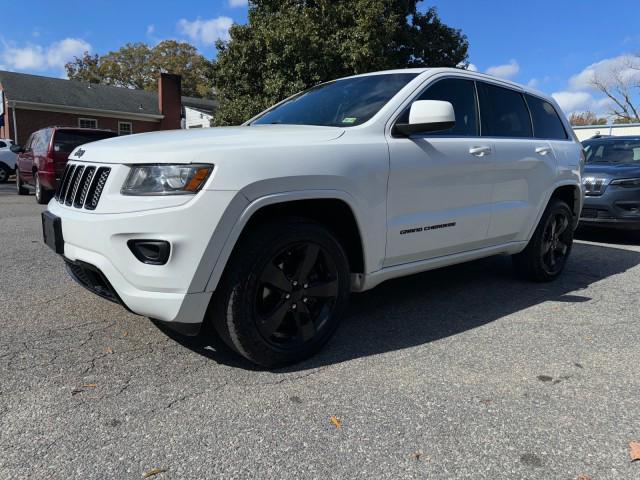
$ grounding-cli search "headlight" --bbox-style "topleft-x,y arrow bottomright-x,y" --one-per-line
610,178 -> 640,187
121,164 -> 213,195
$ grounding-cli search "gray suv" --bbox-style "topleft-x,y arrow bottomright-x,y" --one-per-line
580,136 -> 640,230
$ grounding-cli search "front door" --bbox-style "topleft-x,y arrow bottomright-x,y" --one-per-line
385,77 -> 494,266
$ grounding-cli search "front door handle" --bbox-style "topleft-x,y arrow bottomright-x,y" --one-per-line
535,146 -> 552,156
469,146 -> 492,157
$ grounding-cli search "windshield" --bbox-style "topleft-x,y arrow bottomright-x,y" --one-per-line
251,73 -> 419,127
583,138 -> 640,164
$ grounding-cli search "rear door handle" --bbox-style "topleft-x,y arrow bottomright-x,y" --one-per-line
469,146 -> 492,157
535,146 -> 552,156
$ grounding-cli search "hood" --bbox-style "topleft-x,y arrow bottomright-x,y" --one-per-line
69,125 -> 345,164
584,163 -> 640,179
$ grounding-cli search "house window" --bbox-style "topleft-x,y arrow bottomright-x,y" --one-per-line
118,122 -> 133,136
78,118 -> 98,129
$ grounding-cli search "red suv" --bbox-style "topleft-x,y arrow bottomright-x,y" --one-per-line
13,127 -> 118,204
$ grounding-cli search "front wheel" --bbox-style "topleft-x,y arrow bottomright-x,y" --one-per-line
210,218 -> 350,367
0,164 -> 10,183
16,169 -> 29,195
512,199 -> 574,282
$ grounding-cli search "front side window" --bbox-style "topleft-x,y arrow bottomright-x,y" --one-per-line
477,82 -> 532,138
252,73 -> 419,127
397,78 -> 479,136
526,94 -> 567,140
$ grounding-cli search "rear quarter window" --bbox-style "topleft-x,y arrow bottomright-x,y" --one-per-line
53,131 -> 116,153
477,82 -> 532,138
526,94 -> 567,140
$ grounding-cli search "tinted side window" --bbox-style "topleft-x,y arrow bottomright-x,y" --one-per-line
416,78 -> 479,136
478,82 -> 532,138
525,94 -> 567,140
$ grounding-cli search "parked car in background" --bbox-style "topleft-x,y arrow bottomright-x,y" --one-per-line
580,135 -> 640,230
43,68 -> 583,366
12,127 -> 118,204
0,138 -> 16,183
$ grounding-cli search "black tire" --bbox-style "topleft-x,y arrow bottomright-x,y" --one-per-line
16,169 -> 29,195
209,218 -> 350,367
34,172 -> 53,204
512,198 -> 574,282
0,163 -> 10,183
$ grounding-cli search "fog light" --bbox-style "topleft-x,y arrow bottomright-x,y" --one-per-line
127,240 -> 171,265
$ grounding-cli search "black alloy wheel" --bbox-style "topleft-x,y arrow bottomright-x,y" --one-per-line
540,210 -> 572,276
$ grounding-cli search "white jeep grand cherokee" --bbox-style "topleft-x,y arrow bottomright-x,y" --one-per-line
43,68 -> 583,367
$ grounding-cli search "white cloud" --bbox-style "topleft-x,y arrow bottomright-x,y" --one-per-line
0,37 -> 90,72
228,0 -> 248,6
178,16 -> 233,45
485,59 -> 520,79
147,24 -> 156,36
568,54 -> 640,91
527,78 -> 540,88
552,91 -> 595,114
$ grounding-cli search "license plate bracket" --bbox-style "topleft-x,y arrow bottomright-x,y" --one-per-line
42,211 -> 64,255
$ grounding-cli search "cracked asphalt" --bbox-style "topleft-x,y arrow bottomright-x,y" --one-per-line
1,182 -> 640,479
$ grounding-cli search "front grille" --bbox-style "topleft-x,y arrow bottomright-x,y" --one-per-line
583,177 -> 607,196
65,259 -> 123,305
55,163 -> 110,209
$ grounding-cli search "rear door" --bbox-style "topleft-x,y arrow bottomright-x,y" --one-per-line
18,134 -> 35,184
476,82 -> 557,243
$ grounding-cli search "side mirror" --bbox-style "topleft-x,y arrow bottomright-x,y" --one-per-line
10,144 -> 24,154
393,100 -> 456,137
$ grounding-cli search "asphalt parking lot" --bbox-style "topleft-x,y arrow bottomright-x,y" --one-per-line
1,182 -> 640,480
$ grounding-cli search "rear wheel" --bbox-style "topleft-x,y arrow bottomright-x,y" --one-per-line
34,172 -> 53,204
512,199 -> 574,282
16,169 -> 29,195
210,218 -> 350,367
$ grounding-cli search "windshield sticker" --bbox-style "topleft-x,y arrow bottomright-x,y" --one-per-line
342,117 -> 357,124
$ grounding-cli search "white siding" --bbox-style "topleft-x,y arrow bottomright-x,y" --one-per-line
184,107 -> 213,129
573,123 -> 640,141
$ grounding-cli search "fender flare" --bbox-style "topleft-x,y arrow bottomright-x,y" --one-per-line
525,180 -> 582,241
202,189 -> 367,293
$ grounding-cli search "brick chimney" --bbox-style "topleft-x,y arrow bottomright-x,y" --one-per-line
158,73 -> 182,130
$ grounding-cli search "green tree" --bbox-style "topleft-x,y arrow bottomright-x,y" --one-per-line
213,0 -> 469,125
65,40 -> 215,98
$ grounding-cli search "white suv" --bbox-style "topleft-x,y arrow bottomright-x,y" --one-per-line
43,68 -> 583,366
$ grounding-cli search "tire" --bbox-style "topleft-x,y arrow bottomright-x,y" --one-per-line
209,218 -> 350,367
16,169 -> 29,195
34,172 -> 53,204
0,163 -> 10,183
512,198 -> 574,282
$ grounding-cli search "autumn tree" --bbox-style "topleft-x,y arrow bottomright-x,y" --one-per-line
569,111 -> 608,126
213,0 -> 469,125
65,40 -> 215,98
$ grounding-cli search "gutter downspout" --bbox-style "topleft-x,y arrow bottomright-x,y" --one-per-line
10,101 -> 17,143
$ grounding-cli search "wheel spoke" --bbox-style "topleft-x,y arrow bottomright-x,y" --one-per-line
556,240 -> 568,256
556,215 -> 569,236
261,262 -> 291,292
295,244 -> 320,281
294,303 -> 316,342
258,300 -> 290,337
305,279 -> 338,298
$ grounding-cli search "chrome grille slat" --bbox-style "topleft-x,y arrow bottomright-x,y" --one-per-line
56,163 -> 110,210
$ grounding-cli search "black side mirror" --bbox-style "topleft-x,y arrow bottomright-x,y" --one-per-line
10,144 -> 24,154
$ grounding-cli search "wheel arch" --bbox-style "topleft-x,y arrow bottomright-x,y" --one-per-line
203,190 -> 368,293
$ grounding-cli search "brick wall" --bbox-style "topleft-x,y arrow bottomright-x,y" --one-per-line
6,109 -> 160,145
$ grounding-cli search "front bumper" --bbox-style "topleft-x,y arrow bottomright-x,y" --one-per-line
47,176 -> 242,325
579,186 -> 640,230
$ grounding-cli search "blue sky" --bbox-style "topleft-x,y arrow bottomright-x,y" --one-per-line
1,0 -> 639,117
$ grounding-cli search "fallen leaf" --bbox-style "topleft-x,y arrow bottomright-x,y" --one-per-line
83,384 -> 97,389
143,467 -> 167,478
411,451 -> 422,461
577,475 -> 592,480
329,415 -> 342,429
123,331 -> 129,337
71,388 -> 83,396
104,347 -> 113,354
630,441 -> 640,462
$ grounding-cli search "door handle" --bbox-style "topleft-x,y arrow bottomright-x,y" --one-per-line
469,146 -> 492,157
535,146 -> 552,156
